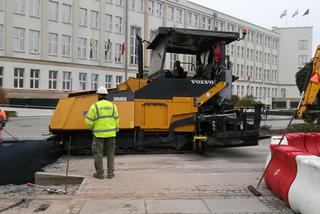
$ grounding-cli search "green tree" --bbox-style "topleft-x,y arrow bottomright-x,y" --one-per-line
236,95 -> 255,107
231,95 -> 240,106
296,62 -> 312,93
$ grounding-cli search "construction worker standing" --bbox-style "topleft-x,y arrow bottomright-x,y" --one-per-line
85,86 -> 119,179
0,108 -> 7,143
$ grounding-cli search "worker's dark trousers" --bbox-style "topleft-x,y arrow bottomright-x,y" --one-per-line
92,136 -> 116,175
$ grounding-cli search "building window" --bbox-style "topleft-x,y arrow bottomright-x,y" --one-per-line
48,33 -> 58,56
168,6 -> 174,21
130,26 -> 141,64
298,55 -> 308,67
13,27 -> 25,51
129,0 -> 135,10
91,74 -> 98,90
79,8 -> 87,27
116,76 -> 123,85
104,39 -> 112,61
115,43 -> 122,63
30,69 -> 39,89
48,1 -> 58,21
115,0 -> 123,6
78,37 -> 87,58
115,16 -> 122,33
48,70 -> 57,89
187,55 -> 195,71
241,47 -> 244,58
62,4 -> 72,23
90,40 -> 98,60
298,40 -> 307,50
29,30 -> 40,53
14,0 -> 25,14
176,8 -> 182,23
281,88 -> 286,98
129,0 -> 143,11
61,35 -> 71,57
188,13 -> 198,27
90,10 -> 99,29
30,0 -> 40,17
0,25 -> 3,49
148,0 -> 154,15
14,68 -> 24,89
106,14 -> 112,32
149,1 -> 162,16
62,71 -> 71,90
170,53 -> 177,69
202,16 -> 212,30
0,0 -> 3,11
240,65 -> 244,78
105,75 -> 113,88
79,73 -> 87,90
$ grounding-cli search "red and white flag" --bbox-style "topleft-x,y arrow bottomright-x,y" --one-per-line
120,42 -> 126,55
292,9 -> 299,18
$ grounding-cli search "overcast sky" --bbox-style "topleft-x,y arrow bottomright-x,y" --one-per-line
190,0 -> 320,52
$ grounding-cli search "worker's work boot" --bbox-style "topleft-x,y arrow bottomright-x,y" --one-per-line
93,172 -> 104,179
107,170 -> 115,179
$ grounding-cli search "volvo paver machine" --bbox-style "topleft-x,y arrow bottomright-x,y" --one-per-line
49,27 -> 262,153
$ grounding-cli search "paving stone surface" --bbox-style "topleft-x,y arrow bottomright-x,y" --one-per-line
79,200 -> 145,214
203,198 -> 271,213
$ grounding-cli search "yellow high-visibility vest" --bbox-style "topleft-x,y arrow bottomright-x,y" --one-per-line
85,100 -> 119,138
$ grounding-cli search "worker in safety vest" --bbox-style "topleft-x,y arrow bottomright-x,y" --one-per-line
0,108 -> 7,143
85,86 -> 119,179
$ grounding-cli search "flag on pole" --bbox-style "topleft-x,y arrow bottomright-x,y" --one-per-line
105,39 -> 111,53
280,10 -> 287,18
120,42 -> 126,55
303,9 -> 309,16
292,9 -> 299,18
247,75 -> 251,82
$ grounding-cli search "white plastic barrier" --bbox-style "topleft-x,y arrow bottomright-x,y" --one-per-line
265,136 -> 288,168
288,155 -> 320,214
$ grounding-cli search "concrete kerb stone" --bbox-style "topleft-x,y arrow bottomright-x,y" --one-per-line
35,172 -> 84,186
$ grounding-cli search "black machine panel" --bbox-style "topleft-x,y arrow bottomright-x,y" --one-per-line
134,78 -> 216,99
107,90 -> 134,102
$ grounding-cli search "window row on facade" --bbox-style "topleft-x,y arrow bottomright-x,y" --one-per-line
234,64 -> 278,83
8,0 -> 280,51
6,26 -> 142,64
226,44 -> 279,65
234,84 -> 280,99
0,66 -> 124,91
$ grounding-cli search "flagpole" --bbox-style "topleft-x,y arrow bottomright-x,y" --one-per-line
285,16 -> 288,27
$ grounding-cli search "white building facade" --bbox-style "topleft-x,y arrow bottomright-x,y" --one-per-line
272,27 -> 313,108
0,0 -> 313,107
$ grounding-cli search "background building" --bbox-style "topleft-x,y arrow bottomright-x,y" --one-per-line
272,26 -> 313,109
0,0 -> 313,107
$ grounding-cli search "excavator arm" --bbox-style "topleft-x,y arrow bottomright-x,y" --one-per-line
296,45 -> 320,122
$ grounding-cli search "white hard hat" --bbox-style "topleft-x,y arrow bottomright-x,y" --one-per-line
96,86 -> 108,95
